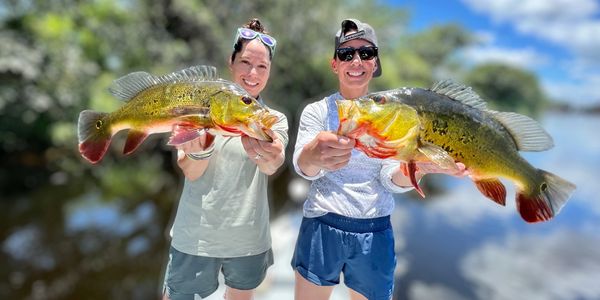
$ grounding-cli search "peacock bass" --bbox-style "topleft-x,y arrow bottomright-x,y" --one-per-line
336,81 -> 576,223
78,65 -> 278,164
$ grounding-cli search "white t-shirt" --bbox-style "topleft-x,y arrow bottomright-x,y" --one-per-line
170,107 -> 288,257
293,92 -> 411,219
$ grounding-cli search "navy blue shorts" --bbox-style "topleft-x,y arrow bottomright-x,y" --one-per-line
291,213 -> 396,300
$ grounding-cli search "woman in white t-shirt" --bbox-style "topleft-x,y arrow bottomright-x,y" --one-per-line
162,18 -> 288,300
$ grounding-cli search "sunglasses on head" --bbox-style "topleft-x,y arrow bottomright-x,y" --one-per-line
335,46 -> 378,62
233,27 -> 277,55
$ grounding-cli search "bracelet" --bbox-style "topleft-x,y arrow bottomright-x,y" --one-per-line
185,144 -> 215,161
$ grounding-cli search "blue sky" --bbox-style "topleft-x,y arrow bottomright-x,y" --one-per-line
390,0 -> 600,107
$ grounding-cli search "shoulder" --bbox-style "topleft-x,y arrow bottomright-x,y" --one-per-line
301,96 -> 330,117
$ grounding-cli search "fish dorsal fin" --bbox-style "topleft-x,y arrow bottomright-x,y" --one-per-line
430,80 -> 487,110
109,65 -> 218,100
489,111 -> 554,151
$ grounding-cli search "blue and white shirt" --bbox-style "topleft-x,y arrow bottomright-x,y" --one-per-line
292,92 -> 411,219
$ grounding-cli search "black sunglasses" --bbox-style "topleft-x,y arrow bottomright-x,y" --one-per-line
336,46 -> 378,61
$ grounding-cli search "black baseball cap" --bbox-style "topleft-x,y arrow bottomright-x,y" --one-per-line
334,18 -> 382,77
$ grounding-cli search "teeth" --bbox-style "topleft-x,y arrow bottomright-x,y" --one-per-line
243,79 -> 258,86
348,72 -> 364,76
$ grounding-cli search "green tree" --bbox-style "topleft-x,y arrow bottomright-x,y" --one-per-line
464,63 -> 549,116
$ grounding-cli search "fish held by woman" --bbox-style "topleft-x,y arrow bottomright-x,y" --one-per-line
336,80 -> 576,223
78,65 -> 278,164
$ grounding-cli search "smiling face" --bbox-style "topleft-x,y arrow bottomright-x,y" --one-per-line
229,39 -> 272,98
331,37 -> 378,99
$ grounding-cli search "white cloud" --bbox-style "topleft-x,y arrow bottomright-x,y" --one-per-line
408,281 -> 469,300
460,45 -> 548,68
461,0 -> 600,106
461,231 -> 600,300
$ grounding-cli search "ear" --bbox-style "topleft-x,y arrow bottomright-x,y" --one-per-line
331,59 -> 338,74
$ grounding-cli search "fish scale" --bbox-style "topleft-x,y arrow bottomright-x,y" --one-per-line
77,65 -> 278,164
336,81 -> 576,223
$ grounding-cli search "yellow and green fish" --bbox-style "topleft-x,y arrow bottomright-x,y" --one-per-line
337,80 -> 576,223
78,65 -> 277,164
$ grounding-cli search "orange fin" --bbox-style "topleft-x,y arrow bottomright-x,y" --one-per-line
123,130 -> 149,155
474,178 -> 506,206
168,125 -> 203,145
407,161 -> 425,198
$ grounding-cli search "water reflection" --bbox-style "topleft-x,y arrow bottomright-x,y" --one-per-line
392,112 -> 600,300
2,112 -> 599,300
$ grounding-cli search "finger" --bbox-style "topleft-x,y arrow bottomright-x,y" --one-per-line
321,152 -> 352,167
265,129 -> 279,141
324,136 -> 356,149
319,146 -> 354,158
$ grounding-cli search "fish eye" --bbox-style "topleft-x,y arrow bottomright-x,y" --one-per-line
95,120 -> 103,129
241,96 -> 253,105
373,95 -> 386,104
540,182 -> 548,192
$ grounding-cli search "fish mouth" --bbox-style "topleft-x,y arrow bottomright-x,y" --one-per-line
243,112 -> 278,142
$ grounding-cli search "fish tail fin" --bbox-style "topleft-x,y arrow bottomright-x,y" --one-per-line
516,170 -> 576,223
78,110 -> 112,164
474,178 -> 507,206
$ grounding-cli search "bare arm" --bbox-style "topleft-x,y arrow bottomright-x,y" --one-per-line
176,132 -> 214,181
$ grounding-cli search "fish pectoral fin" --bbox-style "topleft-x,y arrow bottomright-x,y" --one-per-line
417,143 -> 458,171
473,178 -> 507,206
168,125 -> 204,145
123,130 -> 149,155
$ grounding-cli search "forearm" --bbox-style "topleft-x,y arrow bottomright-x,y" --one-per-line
176,150 -> 210,181
296,141 -> 322,177
256,151 -> 285,175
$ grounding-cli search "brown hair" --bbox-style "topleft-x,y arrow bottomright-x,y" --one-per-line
231,18 -> 272,62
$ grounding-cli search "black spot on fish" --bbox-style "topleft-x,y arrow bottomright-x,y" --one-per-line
432,119 -> 448,135
459,134 -> 473,144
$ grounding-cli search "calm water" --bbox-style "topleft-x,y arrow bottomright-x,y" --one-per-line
391,111 -> 600,300
2,111 -> 599,300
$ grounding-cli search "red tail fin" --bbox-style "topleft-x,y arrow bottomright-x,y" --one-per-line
78,110 -> 111,164
79,138 -> 111,164
516,170 -> 576,223
516,193 -> 554,223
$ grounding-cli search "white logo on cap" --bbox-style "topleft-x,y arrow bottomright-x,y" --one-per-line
340,30 -> 365,43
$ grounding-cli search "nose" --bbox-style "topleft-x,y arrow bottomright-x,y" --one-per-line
350,53 -> 363,65
248,66 -> 259,76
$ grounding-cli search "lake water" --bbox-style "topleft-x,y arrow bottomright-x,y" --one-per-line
3,111 -> 599,300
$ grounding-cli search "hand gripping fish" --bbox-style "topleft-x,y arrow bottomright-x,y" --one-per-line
78,65 -> 278,164
336,80 -> 576,223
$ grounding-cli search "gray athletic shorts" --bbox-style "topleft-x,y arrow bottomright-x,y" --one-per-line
163,246 -> 273,299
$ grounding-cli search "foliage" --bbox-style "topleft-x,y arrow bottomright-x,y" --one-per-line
464,63 -> 549,116
0,0 -> 550,298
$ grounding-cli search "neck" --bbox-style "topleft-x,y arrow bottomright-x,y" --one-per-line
339,85 -> 368,100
